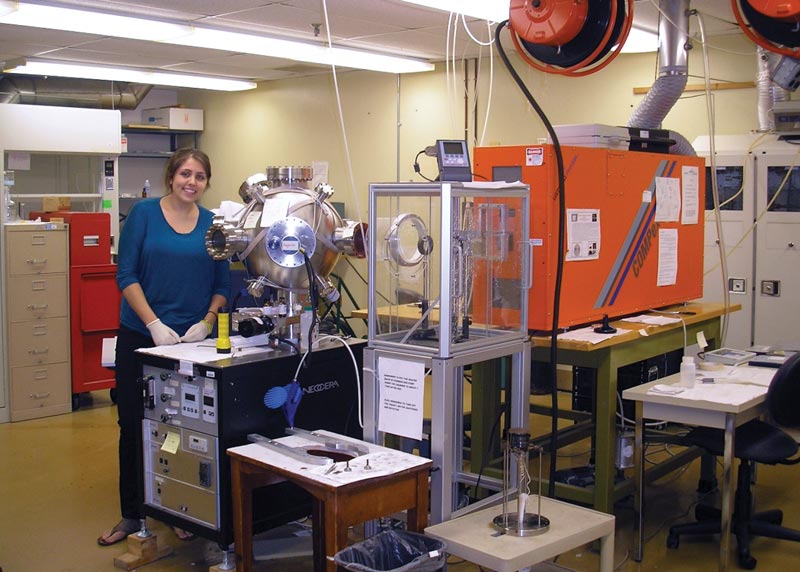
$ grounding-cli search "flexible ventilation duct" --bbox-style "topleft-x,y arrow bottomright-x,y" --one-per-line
756,47 -> 789,132
627,0 -> 695,156
0,77 -> 151,109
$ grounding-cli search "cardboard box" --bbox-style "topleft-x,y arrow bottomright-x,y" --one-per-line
142,107 -> 204,131
42,196 -> 72,212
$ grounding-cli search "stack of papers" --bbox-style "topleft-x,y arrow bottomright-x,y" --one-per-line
557,326 -> 631,344
622,314 -> 683,326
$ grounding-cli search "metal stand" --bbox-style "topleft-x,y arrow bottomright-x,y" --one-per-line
492,428 -> 549,537
364,339 -> 530,524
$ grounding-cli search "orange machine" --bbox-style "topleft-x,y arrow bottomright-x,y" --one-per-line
473,144 -> 705,331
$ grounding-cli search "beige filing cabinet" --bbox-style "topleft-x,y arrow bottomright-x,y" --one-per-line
5,223 -> 71,421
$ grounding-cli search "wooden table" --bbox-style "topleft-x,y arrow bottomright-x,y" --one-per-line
227,431 -> 432,572
425,496 -> 615,572
623,368 -> 771,572
531,302 -> 739,514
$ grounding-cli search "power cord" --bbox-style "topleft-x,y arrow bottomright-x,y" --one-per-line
413,149 -> 435,182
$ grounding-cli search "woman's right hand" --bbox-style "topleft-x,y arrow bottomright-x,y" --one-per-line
145,318 -> 181,346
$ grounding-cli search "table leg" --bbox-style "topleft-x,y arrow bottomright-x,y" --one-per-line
406,470 -> 430,532
600,527 -> 615,572
230,457 -> 254,572
720,414 -> 735,572
312,499 -> 326,572
593,356 -> 616,514
633,400 -> 644,562
321,495 -> 349,572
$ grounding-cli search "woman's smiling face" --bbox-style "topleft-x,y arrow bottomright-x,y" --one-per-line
170,157 -> 208,203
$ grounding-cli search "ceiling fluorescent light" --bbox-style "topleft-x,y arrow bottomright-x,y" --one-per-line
0,1 -> 434,74
0,1 -> 191,42
3,60 -> 257,91
182,28 -> 432,74
620,27 -> 659,54
399,0 -> 509,22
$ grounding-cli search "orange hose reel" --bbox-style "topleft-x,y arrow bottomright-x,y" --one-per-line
508,0 -> 633,77
732,0 -> 800,56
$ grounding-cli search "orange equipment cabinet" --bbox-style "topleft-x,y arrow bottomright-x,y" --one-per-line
473,144 -> 705,331
30,211 -> 119,406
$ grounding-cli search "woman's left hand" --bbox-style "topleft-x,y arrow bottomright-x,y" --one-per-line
181,320 -> 212,342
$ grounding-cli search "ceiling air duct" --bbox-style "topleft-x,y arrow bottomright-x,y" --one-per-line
0,76 -> 151,109
627,0 -> 695,155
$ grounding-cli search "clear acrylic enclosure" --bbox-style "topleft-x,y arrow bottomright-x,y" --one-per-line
368,182 -> 530,358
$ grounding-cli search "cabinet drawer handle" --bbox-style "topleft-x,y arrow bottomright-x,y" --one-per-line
30,392 -> 51,400
28,348 -> 49,355
33,369 -> 49,380
26,258 -> 48,265
32,325 -> 48,336
26,304 -> 49,310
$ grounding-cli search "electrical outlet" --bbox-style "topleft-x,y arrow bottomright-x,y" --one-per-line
761,280 -> 781,297
728,278 -> 746,294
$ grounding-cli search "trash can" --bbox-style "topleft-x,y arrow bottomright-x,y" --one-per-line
332,530 -> 446,572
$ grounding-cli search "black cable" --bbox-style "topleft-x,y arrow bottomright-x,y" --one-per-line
413,149 -> 435,182
301,251 -> 320,366
344,258 -> 393,305
495,20 -> 567,498
470,407 -> 505,504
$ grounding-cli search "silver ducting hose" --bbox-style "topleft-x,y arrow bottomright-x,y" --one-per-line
756,47 -> 789,132
628,0 -> 695,156
628,73 -> 687,131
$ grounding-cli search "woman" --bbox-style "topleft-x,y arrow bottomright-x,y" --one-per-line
98,148 -> 230,546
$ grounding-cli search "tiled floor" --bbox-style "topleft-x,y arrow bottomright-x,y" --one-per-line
1,391 -> 799,572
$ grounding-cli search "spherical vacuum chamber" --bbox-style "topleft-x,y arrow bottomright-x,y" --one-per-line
206,169 -> 366,302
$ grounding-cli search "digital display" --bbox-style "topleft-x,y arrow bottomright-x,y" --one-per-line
203,395 -> 214,406
442,141 -> 465,155
184,393 -> 196,402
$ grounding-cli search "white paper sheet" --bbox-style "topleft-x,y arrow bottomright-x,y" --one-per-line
655,177 -> 681,222
557,326 -> 631,344
657,228 -> 678,286
137,338 -> 271,363
565,209 -> 600,261
621,314 -> 682,325
681,166 -> 699,225
229,431 -> 429,488
377,356 -> 425,440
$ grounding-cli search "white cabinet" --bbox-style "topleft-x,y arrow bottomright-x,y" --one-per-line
696,134 -> 800,349
4,223 -> 71,421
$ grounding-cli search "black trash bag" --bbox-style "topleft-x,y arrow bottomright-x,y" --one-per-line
332,530 -> 446,572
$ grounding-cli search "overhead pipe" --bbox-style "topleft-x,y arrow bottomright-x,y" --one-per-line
0,77 -> 152,109
627,0 -> 696,156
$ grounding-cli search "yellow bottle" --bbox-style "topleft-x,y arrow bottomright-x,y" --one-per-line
216,307 -> 231,354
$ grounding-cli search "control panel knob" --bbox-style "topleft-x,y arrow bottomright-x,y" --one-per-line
160,413 -> 172,423
160,372 -> 171,381
160,393 -> 170,402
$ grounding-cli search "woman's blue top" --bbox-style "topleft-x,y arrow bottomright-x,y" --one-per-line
116,198 -> 230,337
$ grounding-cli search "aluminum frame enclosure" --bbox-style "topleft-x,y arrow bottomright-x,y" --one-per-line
367,182 -> 531,358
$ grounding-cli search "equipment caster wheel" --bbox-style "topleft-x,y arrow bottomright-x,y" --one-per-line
110,388 -> 118,404
72,393 -> 81,411
666,532 -> 679,549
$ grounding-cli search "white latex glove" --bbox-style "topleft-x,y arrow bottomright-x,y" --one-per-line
146,318 -> 181,346
181,320 -> 211,343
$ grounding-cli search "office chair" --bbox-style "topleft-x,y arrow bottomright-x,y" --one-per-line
666,352 -> 800,569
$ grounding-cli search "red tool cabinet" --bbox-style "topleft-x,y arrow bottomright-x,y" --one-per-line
30,211 -> 120,407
